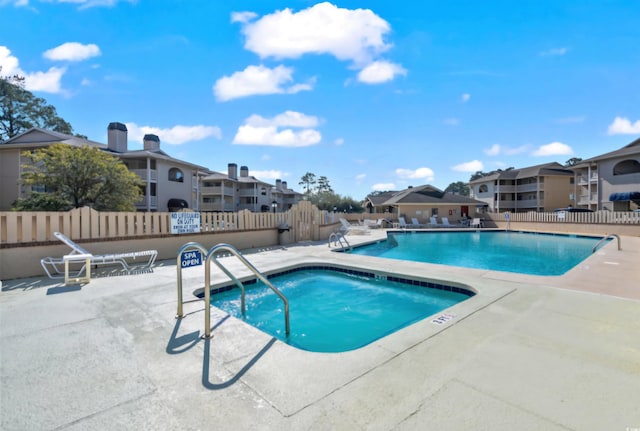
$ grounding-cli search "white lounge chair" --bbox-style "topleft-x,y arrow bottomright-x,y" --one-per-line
339,218 -> 370,235
429,216 -> 443,228
410,217 -> 427,228
470,218 -> 483,228
441,217 -> 461,228
41,231 -> 158,282
398,217 -> 412,228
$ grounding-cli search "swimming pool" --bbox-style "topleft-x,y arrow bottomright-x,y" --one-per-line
347,230 -> 605,276
209,266 -> 473,353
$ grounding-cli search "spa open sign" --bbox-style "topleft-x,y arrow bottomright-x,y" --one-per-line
181,250 -> 203,268
170,212 -> 201,234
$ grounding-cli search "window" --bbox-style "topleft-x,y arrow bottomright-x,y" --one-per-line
613,159 -> 640,175
479,184 -> 488,193
168,167 -> 184,182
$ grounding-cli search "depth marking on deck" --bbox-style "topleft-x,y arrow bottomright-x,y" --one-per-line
431,313 -> 456,325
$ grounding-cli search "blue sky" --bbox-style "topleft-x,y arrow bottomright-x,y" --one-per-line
2,0 -> 639,199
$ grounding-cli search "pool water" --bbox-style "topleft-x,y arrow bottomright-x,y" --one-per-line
210,268 -> 471,353
349,231 -> 604,276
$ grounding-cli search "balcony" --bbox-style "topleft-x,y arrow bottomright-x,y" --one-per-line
516,183 -> 542,192
201,186 -> 234,196
577,193 -> 598,205
496,185 -> 516,192
130,169 -> 158,182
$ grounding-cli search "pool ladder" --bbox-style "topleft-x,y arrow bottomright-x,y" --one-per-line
328,232 -> 351,250
592,233 -> 621,253
176,242 -> 290,339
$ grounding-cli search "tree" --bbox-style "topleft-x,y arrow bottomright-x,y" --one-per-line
445,181 -> 470,196
317,176 -> 333,193
298,172 -> 317,198
15,143 -> 143,211
0,69 -> 73,141
564,157 -> 582,167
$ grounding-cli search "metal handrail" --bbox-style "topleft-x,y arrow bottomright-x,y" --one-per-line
328,232 -> 351,250
203,243 -> 290,339
592,233 -> 621,253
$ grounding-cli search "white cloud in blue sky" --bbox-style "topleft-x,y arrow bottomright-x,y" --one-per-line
214,64 -> 314,102
125,123 -> 222,146
233,111 -> 322,147
43,42 -> 101,62
452,160 -> 484,173
395,167 -> 435,181
532,142 -> 573,157
607,117 -> 640,135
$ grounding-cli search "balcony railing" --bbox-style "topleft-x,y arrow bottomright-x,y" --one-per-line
131,169 -> 158,182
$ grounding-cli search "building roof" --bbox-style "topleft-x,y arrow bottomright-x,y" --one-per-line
469,162 -> 573,184
1,127 -> 211,172
375,184 -> 487,206
573,137 -> 640,167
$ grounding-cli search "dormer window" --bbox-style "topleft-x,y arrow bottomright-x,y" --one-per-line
169,167 -> 184,182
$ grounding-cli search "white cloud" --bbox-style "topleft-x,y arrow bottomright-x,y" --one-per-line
357,60 -> 406,84
607,116 -> 640,135
461,93 -> 471,102
0,46 -> 66,93
452,160 -> 484,172
395,167 -> 435,181
231,11 -> 258,23
233,111 -> 322,147
125,123 -> 222,146
250,169 -> 283,180
532,141 -> 573,156
372,182 -> 395,191
540,47 -> 569,56
237,2 -> 392,66
443,117 -> 460,126
355,173 -> 366,181
334,138 -> 344,146
43,42 -> 101,62
484,144 -> 501,156
484,143 -> 529,156
213,64 -> 313,102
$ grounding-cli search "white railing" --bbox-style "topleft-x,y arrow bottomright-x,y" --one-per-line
487,211 -> 640,225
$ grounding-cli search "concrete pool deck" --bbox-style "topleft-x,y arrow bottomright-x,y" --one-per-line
1,230 -> 639,430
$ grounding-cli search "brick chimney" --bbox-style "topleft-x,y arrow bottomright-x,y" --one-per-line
143,134 -> 160,151
107,122 -> 128,152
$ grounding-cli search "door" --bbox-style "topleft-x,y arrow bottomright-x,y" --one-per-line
460,206 -> 469,218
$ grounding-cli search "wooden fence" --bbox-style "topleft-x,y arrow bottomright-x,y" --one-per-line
0,201 -> 327,245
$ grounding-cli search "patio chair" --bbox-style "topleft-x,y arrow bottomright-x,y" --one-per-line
339,218 -> 370,235
411,217 -> 427,228
441,217 -> 461,228
429,216 -> 443,228
41,231 -> 158,282
470,218 -> 483,228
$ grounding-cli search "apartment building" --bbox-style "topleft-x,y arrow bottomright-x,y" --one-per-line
0,122 -> 302,212
200,164 -> 302,212
572,138 -> 640,211
469,162 -> 574,213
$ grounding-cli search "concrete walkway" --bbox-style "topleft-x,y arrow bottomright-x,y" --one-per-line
1,231 -> 639,430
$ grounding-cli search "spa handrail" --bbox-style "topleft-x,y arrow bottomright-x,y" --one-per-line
203,243 -> 290,338
328,232 -> 351,250
592,233 -> 621,253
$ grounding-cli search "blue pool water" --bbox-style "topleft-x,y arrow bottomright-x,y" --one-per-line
210,267 -> 472,353
348,231 -> 604,276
